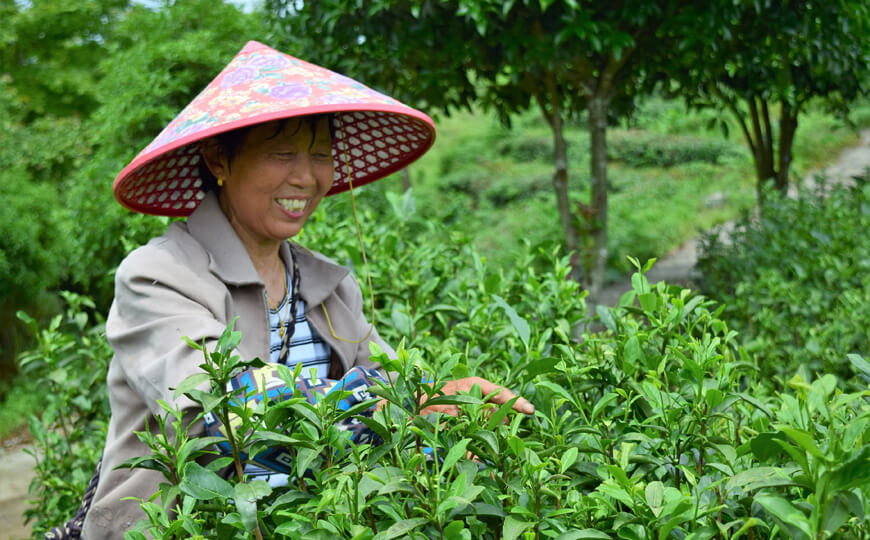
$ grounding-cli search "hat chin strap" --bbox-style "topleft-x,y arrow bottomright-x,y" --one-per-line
324,114 -> 375,345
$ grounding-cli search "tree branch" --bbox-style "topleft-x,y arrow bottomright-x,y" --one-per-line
599,43 -> 637,98
712,83 -> 755,156
748,96 -> 764,164
760,98 -> 773,163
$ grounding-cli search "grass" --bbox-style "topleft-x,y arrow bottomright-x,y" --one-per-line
385,97 -> 870,281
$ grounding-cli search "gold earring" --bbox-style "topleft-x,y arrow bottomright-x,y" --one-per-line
217,176 -> 224,187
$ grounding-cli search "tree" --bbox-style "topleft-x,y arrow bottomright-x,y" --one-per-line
0,0 -> 130,120
672,0 -> 870,199
266,0 -> 690,301
66,0 -> 268,308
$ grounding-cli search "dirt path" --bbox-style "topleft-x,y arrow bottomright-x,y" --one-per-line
0,434 -> 35,540
596,128 -> 870,307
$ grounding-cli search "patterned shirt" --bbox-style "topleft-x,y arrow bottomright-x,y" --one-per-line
246,267 -> 332,485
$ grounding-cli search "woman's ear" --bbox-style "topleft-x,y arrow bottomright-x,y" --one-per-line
200,139 -> 229,180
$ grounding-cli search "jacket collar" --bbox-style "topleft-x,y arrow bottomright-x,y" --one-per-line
186,192 -> 349,305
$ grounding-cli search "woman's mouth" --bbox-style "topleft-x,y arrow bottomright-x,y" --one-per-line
277,198 -> 307,213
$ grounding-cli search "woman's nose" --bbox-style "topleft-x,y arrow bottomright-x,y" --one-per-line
287,155 -> 317,188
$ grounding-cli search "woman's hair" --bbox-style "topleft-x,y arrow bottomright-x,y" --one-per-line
198,113 -> 336,193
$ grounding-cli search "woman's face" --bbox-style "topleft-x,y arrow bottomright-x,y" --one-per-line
212,117 -> 334,249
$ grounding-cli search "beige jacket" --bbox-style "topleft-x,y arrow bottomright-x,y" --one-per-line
82,193 -> 393,539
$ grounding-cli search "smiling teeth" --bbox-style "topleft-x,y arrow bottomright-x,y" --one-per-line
279,199 -> 306,212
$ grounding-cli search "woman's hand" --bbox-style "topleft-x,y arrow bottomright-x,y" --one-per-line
419,376 -> 535,417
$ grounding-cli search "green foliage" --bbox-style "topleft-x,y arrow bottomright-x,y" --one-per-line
697,176 -> 870,381
607,131 -> 741,168
0,0 -> 129,120
742,371 -> 870,539
116,253 -> 870,538
63,0 -> 267,308
16,292 -> 111,536
18,192 -> 870,537
0,156 -> 69,362
670,0 -> 870,189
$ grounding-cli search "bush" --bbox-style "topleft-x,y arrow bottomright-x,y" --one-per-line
696,175 -> 870,382
20,237 -> 870,538
120,258 -> 870,539
608,131 -> 741,168
17,292 -> 111,536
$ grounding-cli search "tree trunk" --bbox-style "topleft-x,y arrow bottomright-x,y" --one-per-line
748,96 -> 777,202
776,101 -> 798,193
586,95 -> 609,302
401,167 -> 411,192
539,88 -> 581,281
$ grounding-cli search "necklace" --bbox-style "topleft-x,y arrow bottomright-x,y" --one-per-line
276,246 -> 301,365
267,257 -> 291,338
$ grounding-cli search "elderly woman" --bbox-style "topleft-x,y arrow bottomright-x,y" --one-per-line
78,42 -> 532,539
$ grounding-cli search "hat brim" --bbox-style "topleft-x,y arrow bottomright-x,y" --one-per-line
113,41 -> 436,217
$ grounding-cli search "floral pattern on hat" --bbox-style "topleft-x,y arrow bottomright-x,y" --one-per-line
142,42 -> 403,155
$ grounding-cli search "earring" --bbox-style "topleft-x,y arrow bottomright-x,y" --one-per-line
217,176 -> 224,187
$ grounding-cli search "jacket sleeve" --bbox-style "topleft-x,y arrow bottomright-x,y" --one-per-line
106,240 -> 231,417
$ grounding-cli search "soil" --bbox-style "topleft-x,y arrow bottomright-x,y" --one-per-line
0,130 -> 867,539
0,428 -> 35,540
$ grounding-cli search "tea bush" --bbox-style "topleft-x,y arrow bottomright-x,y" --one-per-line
18,189 -> 870,538
16,292 -> 111,536
696,174 -> 870,381
120,261 -> 870,539
608,132 -> 741,168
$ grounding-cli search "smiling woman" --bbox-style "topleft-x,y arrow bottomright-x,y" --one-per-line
62,41 -> 533,540
202,118 -> 335,292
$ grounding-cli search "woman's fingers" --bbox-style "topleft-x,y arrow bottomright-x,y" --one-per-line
462,376 -> 535,415
419,403 -> 460,417
424,377 -> 535,416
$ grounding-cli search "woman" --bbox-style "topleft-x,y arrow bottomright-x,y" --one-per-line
80,41 -> 532,539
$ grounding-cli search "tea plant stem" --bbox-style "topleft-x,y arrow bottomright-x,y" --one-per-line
55,398 -> 74,454
216,407 -> 264,540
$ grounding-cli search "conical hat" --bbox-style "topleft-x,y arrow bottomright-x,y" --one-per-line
114,41 -> 436,216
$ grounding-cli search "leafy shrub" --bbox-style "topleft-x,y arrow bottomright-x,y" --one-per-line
17,292 -> 111,536
696,175 -> 870,381
122,260 -> 762,539
737,363 -> 870,539
120,258 -> 870,539
608,131 -> 740,168
20,241 -> 870,538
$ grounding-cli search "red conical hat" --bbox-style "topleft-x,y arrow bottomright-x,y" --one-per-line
114,41 -> 436,216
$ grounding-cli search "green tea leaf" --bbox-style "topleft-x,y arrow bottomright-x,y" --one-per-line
755,494 -> 812,539
777,426 -> 825,459
441,438 -> 470,472
383,517 -> 428,539
596,305 -> 617,332
645,481 -> 664,517
296,447 -> 320,478
486,397 -> 518,430
556,530 -> 612,539
503,515 -> 534,540
172,373 -> 211,400
848,354 -> 870,377
638,292 -> 657,313
559,446 -> 579,474
621,337 -> 642,377
493,294 -> 530,349
234,482 -> 265,532
179,462 -> 233,501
